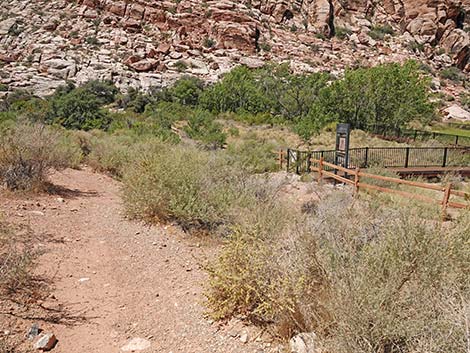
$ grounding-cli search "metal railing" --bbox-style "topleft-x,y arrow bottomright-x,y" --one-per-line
370,127 -> 470,146
285,147 -> 470,174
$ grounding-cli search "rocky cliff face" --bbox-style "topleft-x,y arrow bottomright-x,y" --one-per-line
0,0 -> 469,96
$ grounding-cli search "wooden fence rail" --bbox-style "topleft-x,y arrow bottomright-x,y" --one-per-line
310,157 -> 470,218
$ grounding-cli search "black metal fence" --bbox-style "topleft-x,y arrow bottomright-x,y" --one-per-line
371,127 -> 470,146
286,147 -> 470,174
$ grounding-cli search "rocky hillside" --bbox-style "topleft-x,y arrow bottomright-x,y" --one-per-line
0,0 -> 469,97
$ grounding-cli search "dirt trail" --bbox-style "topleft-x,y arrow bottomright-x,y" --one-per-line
1,168 -> 277,353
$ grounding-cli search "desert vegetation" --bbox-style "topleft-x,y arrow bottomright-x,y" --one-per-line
207,191 -> 470,352
0,61 -> 469,352
0,60 -> 436,144
0,121 -> 81,190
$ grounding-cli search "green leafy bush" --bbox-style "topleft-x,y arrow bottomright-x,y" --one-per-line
48,88 -> 111,130
184,110 -> 226,149
201,64 -> 331,130
47,81 -> 118,130
200,65 -> 269,114
163,76 -> 205,106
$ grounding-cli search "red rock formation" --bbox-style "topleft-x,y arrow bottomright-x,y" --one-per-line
71,0 -> 470,68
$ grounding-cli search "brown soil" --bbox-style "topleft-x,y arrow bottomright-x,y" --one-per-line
0,168 -> 280,353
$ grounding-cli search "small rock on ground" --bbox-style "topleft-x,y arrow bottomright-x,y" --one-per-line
289,332 -> 317,353
120,338 -> 151,351
35,333 -> 57,351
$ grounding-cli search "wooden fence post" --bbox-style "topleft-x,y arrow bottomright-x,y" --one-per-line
278,150 -> 284,170
354,168 -> 360,196
318,157 -> 324,184
442,183 -> 452,221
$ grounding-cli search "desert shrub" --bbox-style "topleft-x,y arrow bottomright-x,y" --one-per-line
173,60 -> 188,72
207,191 -> 470,352
0,122 -> 77,190
46,80 -> 118,130
226,133 -> 279,173
369,24 -> 395,40
317,197 -> 470,353
207,199 -> 328,337
87,133 -> 137,177
184,110 -> 226,149
407,40 -> 425,53
440,67 -> 464,83
122,145 -> 245,231
460,91 -> 470,110
335,26 -> 352,39
203,37 -> 216,48
357,167 -> 402,189
56,131 -> 84,169
0,90 -> 50,123
0,221 -> 36,295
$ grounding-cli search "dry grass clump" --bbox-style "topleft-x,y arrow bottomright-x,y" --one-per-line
207,191 -> 470,352
0,121 -> 81,191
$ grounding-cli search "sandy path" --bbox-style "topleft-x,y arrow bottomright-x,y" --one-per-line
1,168 -> 277,353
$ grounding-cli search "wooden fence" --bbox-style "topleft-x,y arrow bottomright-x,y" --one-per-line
311,157 -> 470,218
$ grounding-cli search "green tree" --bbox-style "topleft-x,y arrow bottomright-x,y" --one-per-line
200,66 -> 268,114
322,61 -> 435,132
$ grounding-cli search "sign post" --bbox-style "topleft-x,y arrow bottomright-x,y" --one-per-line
335,123 -> 351,182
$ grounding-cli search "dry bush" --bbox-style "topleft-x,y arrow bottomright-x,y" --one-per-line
206,200 -> 329,337
87,133 -> 137,178
314,194 -> 469,353
122,145 -> 248,232
207,191 -> 470,352
225,132 -> 280,173
0,220 -> 37,297
0,122 -> 78,190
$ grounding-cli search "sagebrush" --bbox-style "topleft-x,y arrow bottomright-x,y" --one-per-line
207,191 -> 470,352
0,122 -> 80,190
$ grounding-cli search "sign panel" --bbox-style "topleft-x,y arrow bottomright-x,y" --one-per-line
335,123 -> 351,169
